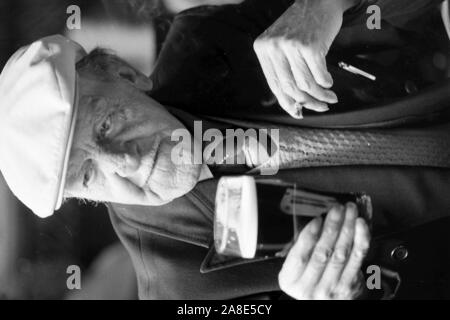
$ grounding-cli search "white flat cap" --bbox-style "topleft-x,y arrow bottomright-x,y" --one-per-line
0,35 -> 86,218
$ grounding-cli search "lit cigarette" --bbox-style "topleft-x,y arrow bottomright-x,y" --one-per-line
338,61 -> 376,81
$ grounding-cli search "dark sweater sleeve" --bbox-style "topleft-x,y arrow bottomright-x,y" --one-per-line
238,0 -> 443,29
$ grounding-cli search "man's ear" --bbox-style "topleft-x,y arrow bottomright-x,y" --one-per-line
110,59 -> 153,91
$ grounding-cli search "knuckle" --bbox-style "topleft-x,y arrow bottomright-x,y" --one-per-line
280,80 -> 294,90
296,254 -> 310,267
298,79 -> 312,92
331,246 -> 350,265
307,228 -> 321,242
293,41 -> 308,52
312,246 -> 333,264
299,45 -> 316,57
280,38 -> 300,50
268,37 -> 283,50
281,81 -> 297,95
340,226 -> 353,239
280,82 -> 302,100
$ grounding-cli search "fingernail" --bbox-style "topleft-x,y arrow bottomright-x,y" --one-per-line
346,202 -> 357,210
329,206 -> 344,221
310,217 -> 323,234
294,105 -> 303,119
326,74 -> 334,87
329,92 -> 338,103
346,203 -> 358,219
321,77 -> 333,89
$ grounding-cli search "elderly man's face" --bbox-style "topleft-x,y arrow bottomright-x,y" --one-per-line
64,55 -> 203,206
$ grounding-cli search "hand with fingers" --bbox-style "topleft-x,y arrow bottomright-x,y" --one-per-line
254,0 -> 358,119
278,202 -> 371,300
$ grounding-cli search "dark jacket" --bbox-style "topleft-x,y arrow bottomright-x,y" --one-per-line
108,162 -> 450,299
108,0 -> 450,299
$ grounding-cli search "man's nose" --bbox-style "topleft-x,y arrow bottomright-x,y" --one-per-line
96,150 -> 141,177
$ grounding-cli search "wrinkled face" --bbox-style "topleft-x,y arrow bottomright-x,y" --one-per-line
64,56 -> 203,206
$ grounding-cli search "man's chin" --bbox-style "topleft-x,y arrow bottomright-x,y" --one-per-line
142,137 -> 203,204
147,163 -> 202,204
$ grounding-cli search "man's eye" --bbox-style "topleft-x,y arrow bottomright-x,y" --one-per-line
98,116 -> 112,140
